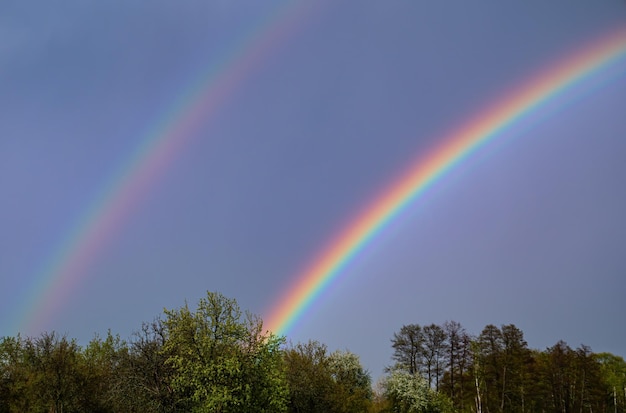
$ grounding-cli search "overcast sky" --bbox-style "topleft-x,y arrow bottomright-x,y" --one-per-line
2,0 -> 625,380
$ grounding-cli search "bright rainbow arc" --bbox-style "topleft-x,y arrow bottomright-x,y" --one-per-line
17,1 -> 322,335
265,27 -> 626,337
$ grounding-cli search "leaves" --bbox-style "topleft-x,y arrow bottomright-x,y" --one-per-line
162,291 -> 288,412
1,299 -> 624,413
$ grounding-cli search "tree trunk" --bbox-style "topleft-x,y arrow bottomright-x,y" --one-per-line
580,369 -> 585,413
475,375 -> 482,413
500,365 -> 506,413
613,386 -> 617,413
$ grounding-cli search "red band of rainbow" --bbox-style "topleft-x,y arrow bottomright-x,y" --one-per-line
264,27 -> 626,336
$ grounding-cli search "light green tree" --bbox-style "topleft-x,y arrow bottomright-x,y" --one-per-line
597,352 -> 626,413
81,330 -> 129,412
382,368 -> 429,413
162,291 -> 287,413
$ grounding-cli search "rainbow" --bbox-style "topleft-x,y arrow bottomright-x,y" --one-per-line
264,27 -> 626,336
16,1 -> 323,335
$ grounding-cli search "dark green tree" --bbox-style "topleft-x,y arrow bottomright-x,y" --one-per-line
116,318 -> 179,412
283,340 -> 372,413
476,324 -> 504,413
81,330 -> 129,412
440,321 -> 473,411
22,332 -> 85,413
498,324 -> 531,413
423,324 -> 447,391
284,340 -> 335,413
0,335 -> 31,412
391,324 -> 424,376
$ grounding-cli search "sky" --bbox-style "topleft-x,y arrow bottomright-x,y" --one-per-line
1,0 -> 625,380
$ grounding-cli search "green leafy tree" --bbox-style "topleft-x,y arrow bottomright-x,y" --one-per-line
284,340 -> 335,413
498,324 -> 531,413
81,330 -> 129,412
531,341 -> 606,413
382,368 -> 429,413
476,324 -> 504,413
237,312 -> 289,412
597,352 -> 626,413
283,341 -> 372,413
574,345 -> 606,413
22,332 -> 86,413
162,291 -> 287,413
115,318 -> 179,413
328,349 -> 373,412
0,335 -> 31,412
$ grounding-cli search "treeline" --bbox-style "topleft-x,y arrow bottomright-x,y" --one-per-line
0,291 -> 624,413
387,322 -> 626,413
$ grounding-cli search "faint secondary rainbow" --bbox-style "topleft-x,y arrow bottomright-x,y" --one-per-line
265,27 -> 626,337
17,1 -> 323,335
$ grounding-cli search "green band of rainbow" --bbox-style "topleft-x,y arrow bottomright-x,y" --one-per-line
265,27 -> 626,337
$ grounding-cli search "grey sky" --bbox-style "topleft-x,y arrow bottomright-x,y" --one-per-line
1,0 -> 625,379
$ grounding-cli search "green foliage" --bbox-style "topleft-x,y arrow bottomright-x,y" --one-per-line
472,323 -> 531,413
113,317 -> 179,412
284,340 -> 336,413
423,391 -> 454,413
597,352 -> 626,413
0,332 -> 87,413
328,349 -> 373,412
81,330 -> 128,412
380,366 -> 453,413
0,335 -> 29,412
283,340 -> 372,413
2,298 -> 625,413
382,368 -> 429,413
162,291 -> 288,412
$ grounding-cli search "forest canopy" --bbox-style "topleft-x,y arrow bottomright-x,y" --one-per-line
1,291 -> 624,413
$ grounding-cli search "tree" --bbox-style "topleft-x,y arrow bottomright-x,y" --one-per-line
81,330 -> 128,412
574,345 -> 605,413
440,321 -> 473,411
0,335 -> 30,412
537,340 -> 606,413
382,368 -> 430,413
597,352 -> 626,413
499,324 -> 530,413
328,350 -> 373,412
162,291 -> 288,412
283,340 -> 335,413
423,324 -> 447,391
21,332 -> 85,413
391,325 -> 424,376
118,317 -> 179,412
442,321 -> 463,400
476,324 -> 504,413
283,341 -> 372,413
381,367 -> 453,413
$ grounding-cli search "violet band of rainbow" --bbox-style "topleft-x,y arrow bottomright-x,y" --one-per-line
264,27 -> 626,337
